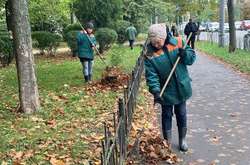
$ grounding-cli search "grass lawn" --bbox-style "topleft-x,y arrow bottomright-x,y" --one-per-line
0,44 -> 142,164
197,41 -> 250,74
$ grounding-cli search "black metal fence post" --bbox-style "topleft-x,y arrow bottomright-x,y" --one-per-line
97,46 -> 146,165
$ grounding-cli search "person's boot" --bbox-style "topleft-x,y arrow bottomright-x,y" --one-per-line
163,130 -> 172,148
178,127 -> 188,152
88,74 -> 92,81
84,75 -> 89,83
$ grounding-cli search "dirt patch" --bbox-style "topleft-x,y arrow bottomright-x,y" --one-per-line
85,66 -> 130,92
34,50 -> 77,63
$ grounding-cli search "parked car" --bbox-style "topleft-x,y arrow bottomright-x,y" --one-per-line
208,22 -> 219,32
235,21 -> 242,30
240,20 -> 250,30
199,23 -> 207,31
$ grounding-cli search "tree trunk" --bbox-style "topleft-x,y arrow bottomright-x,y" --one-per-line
69,3 -> 75,24
5,0 -> 12,31
9,0 -> 40,113
219,0 -> 225,47
228,0 -> 236,53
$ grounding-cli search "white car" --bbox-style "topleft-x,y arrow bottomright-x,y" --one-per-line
199,24 -> 207,31
235,21 -> 242,30
208,22 -> 219,32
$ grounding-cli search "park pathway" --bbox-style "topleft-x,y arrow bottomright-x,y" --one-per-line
166,51 -> 250,165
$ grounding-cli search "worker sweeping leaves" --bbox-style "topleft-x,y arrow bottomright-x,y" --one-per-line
144,23 -> 196,152
77,22 -> 96,83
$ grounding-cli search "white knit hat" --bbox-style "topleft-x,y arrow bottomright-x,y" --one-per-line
148,24 -> 167,41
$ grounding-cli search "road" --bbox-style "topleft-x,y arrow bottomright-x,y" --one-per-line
165,51 -> 250,165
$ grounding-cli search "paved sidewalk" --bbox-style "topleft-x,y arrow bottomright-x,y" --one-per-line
168,51 -> 250,165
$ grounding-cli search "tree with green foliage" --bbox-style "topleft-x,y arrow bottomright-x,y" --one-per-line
164,0 -> 218,23
28,0 -> 71,32
73,0 -> 123,28
123,0 -> 174,32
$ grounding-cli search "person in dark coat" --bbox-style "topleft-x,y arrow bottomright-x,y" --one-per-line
184,19 -> 198,49
171,25 -> 179,37
145,24 -> 196,152
76,22 -> 96,82
126,24 -> 137,50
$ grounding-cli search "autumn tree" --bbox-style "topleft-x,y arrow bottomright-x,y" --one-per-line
73,0 -> 123,28
9,0 -> 40,113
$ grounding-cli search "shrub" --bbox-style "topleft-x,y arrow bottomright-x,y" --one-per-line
110,50 -> 122,66
32,31 -> 62,55
95,28 -> 117,53
0,36 -> 14,67
110,20 -> 130,44
65,30 -> 79,56
63,23 -> 82,40
0,22 -> 14,67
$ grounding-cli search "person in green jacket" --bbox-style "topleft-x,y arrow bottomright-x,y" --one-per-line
77,22 -> 96,82
126,24 -> 137,50
144,24 -> 196,152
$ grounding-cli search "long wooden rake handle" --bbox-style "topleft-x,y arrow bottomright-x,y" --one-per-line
159,32 -> 193,97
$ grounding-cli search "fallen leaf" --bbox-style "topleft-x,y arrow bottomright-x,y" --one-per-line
23,150 -> 34,159
149,152 -> 158,159
46,119 -> 57,128
50,158 -> 65,165
13,151 -> 23,160
1,161 -> 8,165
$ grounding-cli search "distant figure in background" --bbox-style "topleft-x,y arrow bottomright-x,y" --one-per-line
184,19 -> 198,49
126,24 -> 137,50
77,22 -> 96,83
171,25 -> 179,37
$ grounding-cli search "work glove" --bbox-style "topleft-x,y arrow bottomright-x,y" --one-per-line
153,92 -> 163,105
178,48 -> 187,59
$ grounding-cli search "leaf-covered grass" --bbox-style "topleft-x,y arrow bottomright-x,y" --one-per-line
197,41 -> 250,74
0,45 -> 141,164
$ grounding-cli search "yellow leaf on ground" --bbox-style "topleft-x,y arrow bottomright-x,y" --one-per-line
50,158 -> 65,165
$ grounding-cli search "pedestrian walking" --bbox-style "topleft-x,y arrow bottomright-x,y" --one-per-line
184,19 -> 198,49
126,23 -> 137,50
77,22 -> 96,83
144,23 -> 196,152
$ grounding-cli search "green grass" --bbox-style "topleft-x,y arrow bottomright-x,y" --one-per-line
136,33 -> 147,42
0,45 -> 141,164
197,41 -> 250,74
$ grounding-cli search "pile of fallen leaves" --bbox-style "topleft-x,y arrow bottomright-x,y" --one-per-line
83,66 -> 130,92
127,130 -> 180,165
126,88 -> 180,165
138,133 -> 179,164
100,66 -> 130,89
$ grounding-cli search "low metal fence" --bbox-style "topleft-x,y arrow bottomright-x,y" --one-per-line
99,46 -> 146,165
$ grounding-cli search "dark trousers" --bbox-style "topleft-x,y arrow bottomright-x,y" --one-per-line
162,101 -> 187,131
187,37 -> 196,49
129,40 -> 134,49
